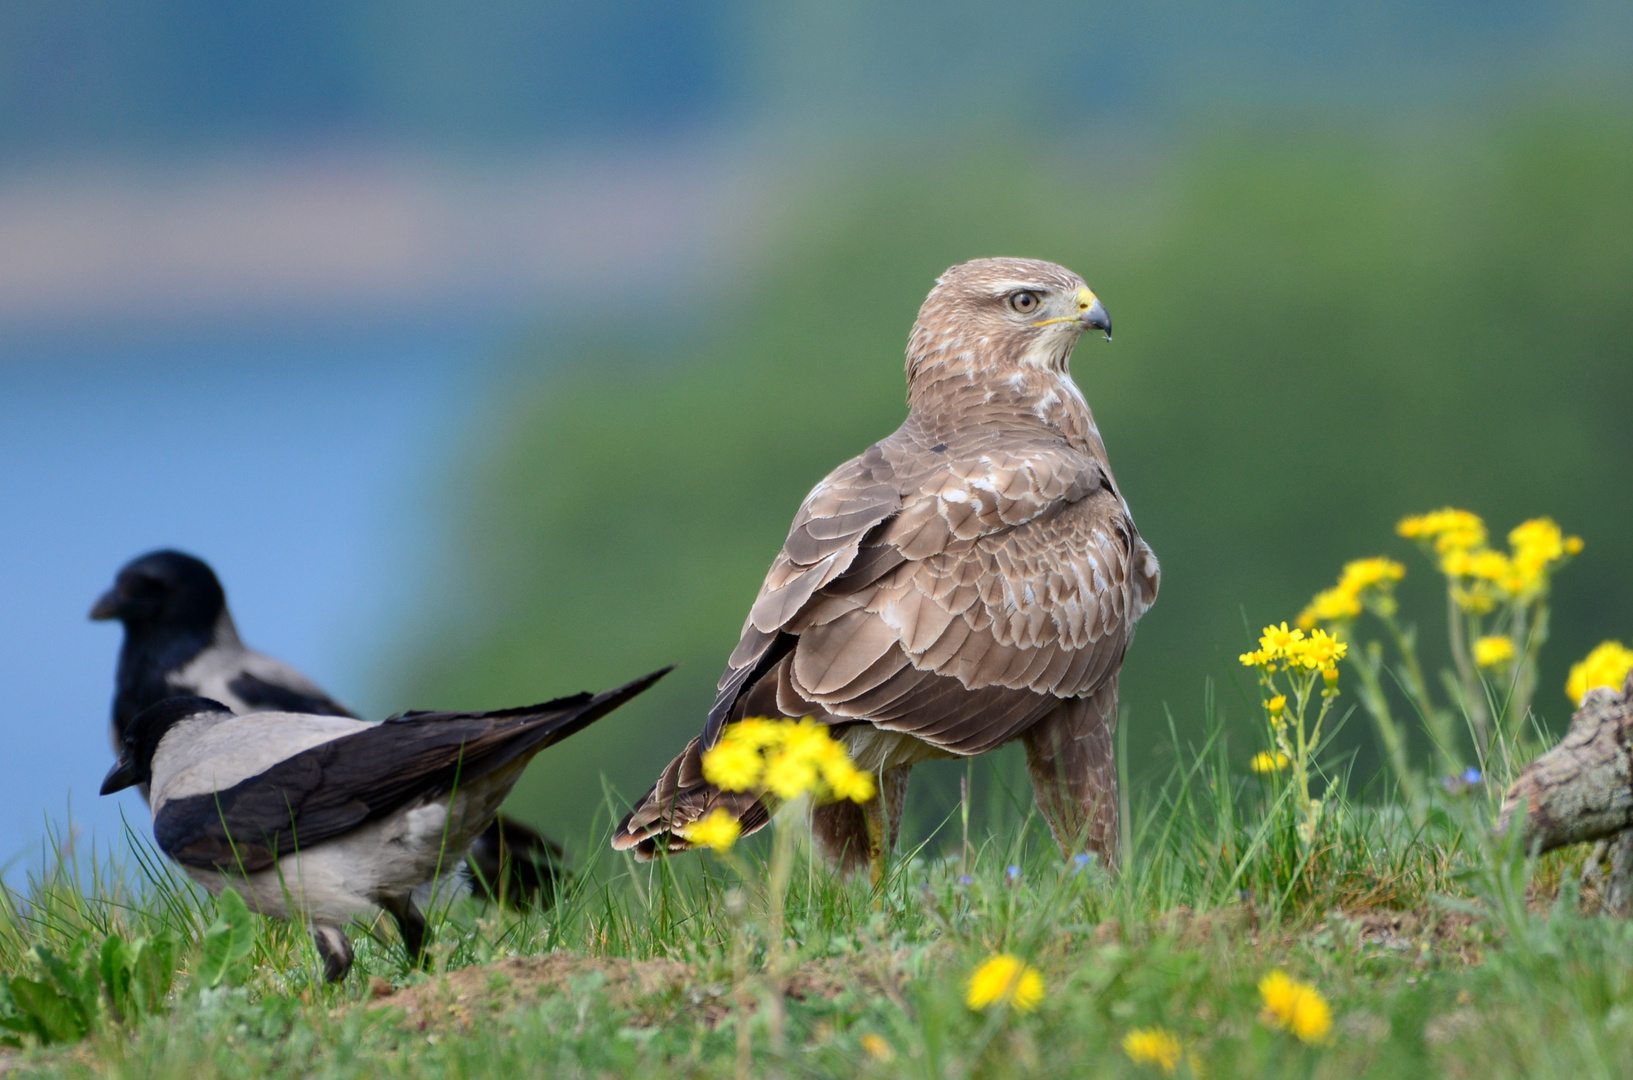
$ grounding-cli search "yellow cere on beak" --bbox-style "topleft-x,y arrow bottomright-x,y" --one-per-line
1032,287 -> 1101,328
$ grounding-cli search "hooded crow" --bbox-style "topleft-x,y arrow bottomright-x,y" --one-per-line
91,548 -> 568,908
90,549 -> 350,752
100,668 -> 668,982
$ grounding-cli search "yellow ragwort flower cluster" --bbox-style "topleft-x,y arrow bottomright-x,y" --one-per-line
1397,507 -> 1486,552
965,954 -> 1045,1013
1122,1027 -> 1184,1074
680,807 -> 742,852
1239,624 -> 1348,672
1258,970 -> 1332,1045
1473,634 -> 1516,670
1296,556 -> 1406,630
1566,641 -> 1633,706
700,717 -> 877,804
1399,509 -> 1582,612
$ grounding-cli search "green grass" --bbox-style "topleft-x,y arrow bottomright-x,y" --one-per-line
3,710 -> 1630,1079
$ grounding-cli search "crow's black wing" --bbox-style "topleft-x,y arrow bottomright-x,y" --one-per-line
155,669 -> 669,871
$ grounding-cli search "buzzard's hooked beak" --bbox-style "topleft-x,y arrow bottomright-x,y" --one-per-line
1080,296 -> 1112,341
100,757 -> 137,796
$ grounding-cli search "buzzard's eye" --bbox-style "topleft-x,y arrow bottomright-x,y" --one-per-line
1008,291 -> 1040,315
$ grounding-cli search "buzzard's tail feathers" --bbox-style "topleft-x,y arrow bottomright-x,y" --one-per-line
611,736 -> 772,859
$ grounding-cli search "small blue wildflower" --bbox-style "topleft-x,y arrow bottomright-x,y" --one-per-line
1462,767 -> 1482,785
957,875 -> 973,886
1006,865 -> 1022,882
1071,853 -> 1095,875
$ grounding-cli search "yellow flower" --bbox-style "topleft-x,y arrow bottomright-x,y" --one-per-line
728,717 -> 790,749
701,739 -> 764,792
1467,549 -> 1511,582
1566,641 -> 1633,706
1338,557 -> 1405,592
682,807 -> 742,852
1509,517 -> 1565,564
1400,508 -> 1488,558
1474,635 -> 1516,670
1265,695 -> 1286,715
965,954 -> 1045,1013
823,760 -> 877,803
1250,751 -> 1290,774
859,1033 -> 894,1061
1296,587 -> 1361,630
1258,622 -> 1305,657
761,750 -> 819,799
1565,536 -> 1585,555
1122,1027 -> 1184,1073
1439,548 -> 1475,577
1258,970 -> 1332,1044
1239,649 -> 1272,668
701,717 -> 874,804
1289,628 -> 1347,671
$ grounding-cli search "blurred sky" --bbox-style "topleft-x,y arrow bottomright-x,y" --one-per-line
3,0 -> 1629,871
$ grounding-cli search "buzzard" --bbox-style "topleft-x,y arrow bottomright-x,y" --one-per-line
612,258 -> 1159,875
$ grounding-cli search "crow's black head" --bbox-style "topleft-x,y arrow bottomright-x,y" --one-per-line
90,550 -> 227,635
101,695 -> 231,795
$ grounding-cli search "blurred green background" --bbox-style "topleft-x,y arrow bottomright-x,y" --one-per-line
384,108 -> 1633,845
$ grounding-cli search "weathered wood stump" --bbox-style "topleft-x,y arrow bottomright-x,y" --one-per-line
1498,674 -> 1633,913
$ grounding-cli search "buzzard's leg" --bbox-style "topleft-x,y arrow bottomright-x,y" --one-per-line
863,765 -> 912,887
810,765 -> 911,880
379,893 -> 429,968
1022,682 -> 1120,871
311,923 -> 354,983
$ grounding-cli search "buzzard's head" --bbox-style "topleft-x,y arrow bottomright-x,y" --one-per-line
906,257 -> 1110,390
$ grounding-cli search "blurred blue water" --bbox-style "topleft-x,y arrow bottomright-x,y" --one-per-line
0,324 -> 494,877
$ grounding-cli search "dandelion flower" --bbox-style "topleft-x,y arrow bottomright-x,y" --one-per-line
1566,641 -> 1633,706
859,1033 -> 894,1061
1250,751 -> 1290,774
1474,635 -> 1516,670
965,954 -> 1045,1013
1258,970 -> 1332,1044
682,808 -> 742,852
1122,1027 -> 1183,1073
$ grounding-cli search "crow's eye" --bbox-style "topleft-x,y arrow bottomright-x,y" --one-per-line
1008,291 -> 1040,315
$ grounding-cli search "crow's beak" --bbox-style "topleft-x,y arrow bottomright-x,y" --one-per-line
89,589 -> 121,621
100,758 -> 137,795
1080,297 -> 1112,341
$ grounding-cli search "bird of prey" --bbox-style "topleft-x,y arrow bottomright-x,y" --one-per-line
612,258 -> 1158,875
101,669 -> 667,982
90,548 -> 565,908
